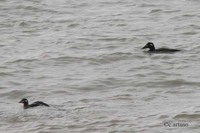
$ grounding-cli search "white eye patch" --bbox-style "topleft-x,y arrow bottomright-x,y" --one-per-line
149,43 -> 153,47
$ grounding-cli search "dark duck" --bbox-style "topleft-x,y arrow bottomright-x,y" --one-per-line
19,98 -> 49,109
142,42 -> 180,53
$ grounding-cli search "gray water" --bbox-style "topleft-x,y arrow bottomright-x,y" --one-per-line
1,0 -> 200,132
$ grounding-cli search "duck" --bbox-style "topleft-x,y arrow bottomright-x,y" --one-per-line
142,42 -> 181,53
19,98 -> 49,109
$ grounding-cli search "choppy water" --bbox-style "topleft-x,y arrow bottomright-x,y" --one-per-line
1,0 -> 200,132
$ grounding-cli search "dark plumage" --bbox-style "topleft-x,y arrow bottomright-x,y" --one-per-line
142,42 -> 181,53
19,98 -> 49,109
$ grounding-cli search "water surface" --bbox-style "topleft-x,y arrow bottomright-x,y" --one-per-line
1,0 -> 200,132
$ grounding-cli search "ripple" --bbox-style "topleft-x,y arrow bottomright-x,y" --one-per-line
89,52 -> 133,64
139,3 -> 157,7
7,58 -> 39,64
149,9 -> 163,13
112,94 -> 133,100
0,72 -> 14,76
0,90 -> 34,99
173,113 -> 200,120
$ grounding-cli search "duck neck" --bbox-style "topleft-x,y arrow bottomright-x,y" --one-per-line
23,102 -> 29,108
149,46 -> 155,51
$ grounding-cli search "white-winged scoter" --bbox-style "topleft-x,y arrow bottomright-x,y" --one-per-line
142,42 -> 181,53
19,98 -> 49,109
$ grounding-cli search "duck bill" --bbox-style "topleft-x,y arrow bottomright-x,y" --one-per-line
19,100 -> 23,103
141,46 -> 147,49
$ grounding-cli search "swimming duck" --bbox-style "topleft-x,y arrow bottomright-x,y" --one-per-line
142,42 -> 180,53
19,98 -> 49,109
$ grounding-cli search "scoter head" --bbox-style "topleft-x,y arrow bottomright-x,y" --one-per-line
142,42 -> 155,51
19,98 -> 28,105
